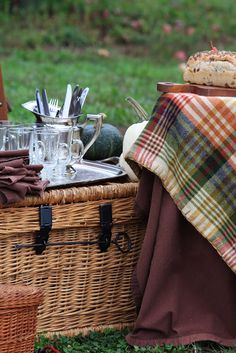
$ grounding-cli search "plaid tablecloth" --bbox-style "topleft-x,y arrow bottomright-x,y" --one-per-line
126,92 -> 236,273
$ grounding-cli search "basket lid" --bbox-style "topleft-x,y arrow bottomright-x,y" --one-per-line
0,284 -> 44,308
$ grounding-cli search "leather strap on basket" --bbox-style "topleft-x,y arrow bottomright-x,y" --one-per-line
99,203 -> 113,252
15,203 -> 132,254
98,204 -> 132,253
35,205 -> 52,255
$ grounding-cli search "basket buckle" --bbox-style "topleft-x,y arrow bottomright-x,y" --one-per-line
35,205 -> 52,255
99,203 -> 112,252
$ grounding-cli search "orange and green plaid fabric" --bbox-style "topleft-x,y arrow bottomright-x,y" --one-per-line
126,92 -> 236,273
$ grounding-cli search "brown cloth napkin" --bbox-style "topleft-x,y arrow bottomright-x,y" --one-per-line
0,149 -> 29,164
0,150 -> 49,205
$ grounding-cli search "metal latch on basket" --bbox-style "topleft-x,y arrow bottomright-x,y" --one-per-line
99,203 -> 112,252
35,205 -> 52,255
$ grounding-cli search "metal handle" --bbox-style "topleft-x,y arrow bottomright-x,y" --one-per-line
81,113 -> 104,158
71,126 -> 84,162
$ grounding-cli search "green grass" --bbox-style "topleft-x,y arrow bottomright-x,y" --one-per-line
0,0 -> 235,60
1,0 -> 235,128
2,48 -> 182,128
35,328 -> 236,353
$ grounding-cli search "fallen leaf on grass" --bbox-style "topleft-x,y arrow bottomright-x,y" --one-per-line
97,48 -> 111,57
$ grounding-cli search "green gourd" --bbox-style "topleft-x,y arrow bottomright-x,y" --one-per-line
81,123 -> 123,160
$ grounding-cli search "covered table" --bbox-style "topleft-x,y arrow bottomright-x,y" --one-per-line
125,92 -> 236,347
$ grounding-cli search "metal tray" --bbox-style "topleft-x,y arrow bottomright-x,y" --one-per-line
46,160 -> 127,189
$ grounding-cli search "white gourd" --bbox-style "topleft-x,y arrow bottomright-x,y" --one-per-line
119,121 -> 148,181
119,97 -> 149,181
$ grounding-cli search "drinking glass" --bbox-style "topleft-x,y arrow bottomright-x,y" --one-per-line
0,122 -> 23,150
0,126 -> 7,150
7,126 -> 34,150
30,129 -> 59,180
50,125 -> 73,178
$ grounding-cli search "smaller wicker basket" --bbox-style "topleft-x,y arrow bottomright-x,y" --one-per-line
0,284 -> 43,353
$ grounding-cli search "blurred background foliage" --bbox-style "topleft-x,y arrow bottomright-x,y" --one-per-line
0,0 -> 235,125
0,0 -> 235,60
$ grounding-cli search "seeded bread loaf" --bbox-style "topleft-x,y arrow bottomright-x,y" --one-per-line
183,50 -> 236,88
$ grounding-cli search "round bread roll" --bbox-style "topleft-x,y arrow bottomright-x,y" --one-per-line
183,50 -> 236,88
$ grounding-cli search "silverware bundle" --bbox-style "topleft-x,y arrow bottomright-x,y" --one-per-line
34,84 -> 89,118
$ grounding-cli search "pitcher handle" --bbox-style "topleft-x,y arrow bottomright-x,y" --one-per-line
71,126 -> 84,162
81,113 -> 104,158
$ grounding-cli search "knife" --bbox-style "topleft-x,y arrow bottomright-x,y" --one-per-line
78,87 -> 83,98
62,84 -> 72,118
73,87 -> 84,116
35,88 -> 44,115
79,87 -> 89,109
74,98 -> 81,116
69,84 -> 79,116
41,88 -> 50,116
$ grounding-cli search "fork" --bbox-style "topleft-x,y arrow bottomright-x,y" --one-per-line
49,98 -> 59,117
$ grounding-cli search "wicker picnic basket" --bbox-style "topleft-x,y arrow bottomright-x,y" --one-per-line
0,181 -> 145,336
0,284 -> 43,353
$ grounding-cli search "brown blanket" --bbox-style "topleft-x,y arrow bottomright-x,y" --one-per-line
126,169 -> 236,347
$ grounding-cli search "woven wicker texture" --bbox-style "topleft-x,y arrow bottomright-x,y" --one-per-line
0,284 -> 43,353
0,182 -> 145,336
